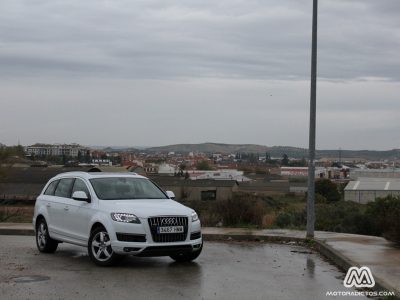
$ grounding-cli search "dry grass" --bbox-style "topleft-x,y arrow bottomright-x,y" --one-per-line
0,206 -> 33,223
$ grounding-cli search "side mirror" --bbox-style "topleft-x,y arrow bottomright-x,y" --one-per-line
72,191 -> 90,202
166,191 -> 175,200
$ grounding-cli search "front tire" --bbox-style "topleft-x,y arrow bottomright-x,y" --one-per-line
88,227 -> 120,266
170,242 -> 203,262
36,218 -> 58,253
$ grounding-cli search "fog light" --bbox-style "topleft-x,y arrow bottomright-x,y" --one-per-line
123,247 -> 141,252
193,244 -> 201,249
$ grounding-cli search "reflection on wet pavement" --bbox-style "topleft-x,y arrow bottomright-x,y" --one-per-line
0,236 -> 368,300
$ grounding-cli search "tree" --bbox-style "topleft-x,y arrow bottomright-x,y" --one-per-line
315,179 -> 341,202
196,160 -> 212,170
281,154 -> 289,166
366,195 -> 400,243
248,153 -> 258,163
176,163 -> 187,176
265,152 -> 271,160
77,151 -> 82,163
85,150 -> 91,163
0,145 -> 25,162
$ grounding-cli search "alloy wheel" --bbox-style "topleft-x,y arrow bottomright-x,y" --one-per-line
37,222 -> 47,249
91,231 -> 113,261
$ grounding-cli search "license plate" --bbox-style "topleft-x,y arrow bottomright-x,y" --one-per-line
158,226 -> 184,234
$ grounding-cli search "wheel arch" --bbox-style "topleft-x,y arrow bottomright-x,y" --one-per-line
90,222 -> 106,233
35,214 -> 46,229
87,212 -> 114,239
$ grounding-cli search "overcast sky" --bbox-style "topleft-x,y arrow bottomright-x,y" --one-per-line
0,0 -> 399,150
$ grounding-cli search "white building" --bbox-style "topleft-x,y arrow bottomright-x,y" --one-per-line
158,163 -> 176,176
350,168 -> 400,180
189,169 -> 251,182
280,167 -> 348,179
91,159 -> 112,166
344,177 -> 400,204
26,143 -> 88,157
280,167 -> 328,177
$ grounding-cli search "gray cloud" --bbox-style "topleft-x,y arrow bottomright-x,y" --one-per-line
0,0 -> 398,80
0,0 -> 399,149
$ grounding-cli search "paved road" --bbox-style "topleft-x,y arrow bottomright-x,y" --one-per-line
0,236 -> 365,300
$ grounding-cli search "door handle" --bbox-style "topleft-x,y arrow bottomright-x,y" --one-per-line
64,206 -> 69,211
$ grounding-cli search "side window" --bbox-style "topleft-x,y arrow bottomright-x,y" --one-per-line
54,178 -> 75,198
71,178 -> 90,199
44,180 -> 59,196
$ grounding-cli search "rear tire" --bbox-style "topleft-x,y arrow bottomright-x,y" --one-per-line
88,227 -> 120,266
35,218 -> 58,253
170,242 -> 203,262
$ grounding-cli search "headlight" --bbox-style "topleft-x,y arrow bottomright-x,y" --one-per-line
111,213 -> 141,224
191,211 -> 199,222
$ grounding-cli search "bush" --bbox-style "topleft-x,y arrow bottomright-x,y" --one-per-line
216,194 -> 267,227
276,209 -> 306,228
0,145 -> 25,161
315,201 -> 378,235
366,195 -> 400,243
276,212 -> 291,227
179,200 -> 221,227
196,160 -> 212,170
315,179 -> 341,202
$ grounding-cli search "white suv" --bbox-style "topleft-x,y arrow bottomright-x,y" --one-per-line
33,171 -> 202,266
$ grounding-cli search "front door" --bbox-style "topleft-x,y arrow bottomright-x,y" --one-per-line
63,178 -> 92,243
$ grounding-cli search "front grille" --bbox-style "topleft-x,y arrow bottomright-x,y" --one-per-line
116,233 -> 146,242
148,216 -> 188,243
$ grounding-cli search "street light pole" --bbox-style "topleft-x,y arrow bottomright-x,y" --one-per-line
307,0 -> 318,239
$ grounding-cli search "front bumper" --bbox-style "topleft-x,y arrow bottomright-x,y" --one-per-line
112,238 -> 203,256
110,218 -> 202,256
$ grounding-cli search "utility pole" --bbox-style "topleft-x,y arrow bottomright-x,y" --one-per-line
307,0 -> 318,239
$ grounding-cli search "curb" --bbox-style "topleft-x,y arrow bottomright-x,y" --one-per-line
314,240 -> 399,299
0,227 -> 34,236
202,233 -> 305,243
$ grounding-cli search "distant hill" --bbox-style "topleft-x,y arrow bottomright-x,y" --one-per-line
146,143 -> 400,160
147,143 -> 277,155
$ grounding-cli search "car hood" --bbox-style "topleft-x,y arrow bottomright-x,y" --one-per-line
99,199 -> 192,218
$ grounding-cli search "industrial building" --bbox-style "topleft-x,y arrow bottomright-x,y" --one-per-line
350,169 -> 400,180
344,177 -> 400,204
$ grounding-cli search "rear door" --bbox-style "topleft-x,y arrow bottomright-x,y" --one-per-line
52,178 -> 75,237
41,179 -> 60,233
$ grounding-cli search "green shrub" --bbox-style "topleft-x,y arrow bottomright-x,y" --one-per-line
366,195 -> 400,243
315,201 -> 377,235
276,212 -> 292,227
276,209 -> 306,228
216,194 -> 267,227
315,179 -> 341,202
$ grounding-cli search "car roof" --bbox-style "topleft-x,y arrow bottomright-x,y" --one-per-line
51,171 -> 147,180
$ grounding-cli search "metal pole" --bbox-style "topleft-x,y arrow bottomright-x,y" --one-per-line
307,0 -> 318,239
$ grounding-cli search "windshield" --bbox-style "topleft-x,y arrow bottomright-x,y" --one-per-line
90,177 -> 168,200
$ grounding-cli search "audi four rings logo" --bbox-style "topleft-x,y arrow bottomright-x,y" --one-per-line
161,218 -> 177,225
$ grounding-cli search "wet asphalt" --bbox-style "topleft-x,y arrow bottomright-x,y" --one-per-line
0,235 -> 366,300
